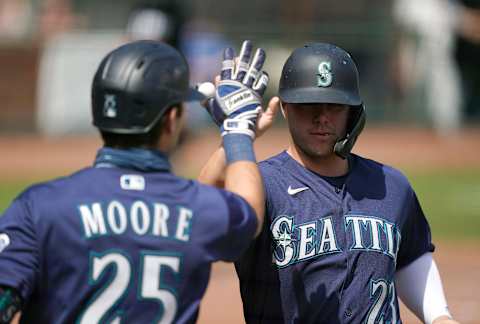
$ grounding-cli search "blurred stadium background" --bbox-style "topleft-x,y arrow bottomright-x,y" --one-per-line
0,0 -> 479,323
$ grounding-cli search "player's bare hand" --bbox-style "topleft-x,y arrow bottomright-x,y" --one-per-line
256,96 -> 280,138
432,316 -> 460,324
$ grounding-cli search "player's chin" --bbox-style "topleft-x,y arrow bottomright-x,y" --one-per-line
310,138 -> 336,152
310,148 -> 334,159
300,142 -> 335,159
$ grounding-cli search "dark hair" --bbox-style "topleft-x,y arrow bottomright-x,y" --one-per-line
100,104 -> 183,149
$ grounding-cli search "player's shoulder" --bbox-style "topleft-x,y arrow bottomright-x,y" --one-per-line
191,179 -> 247,207
16,167 -> 94,202
187,180 -> 256,237
187,179 -> 224,198
353,154 -> 412,189
258,151 -> 290,175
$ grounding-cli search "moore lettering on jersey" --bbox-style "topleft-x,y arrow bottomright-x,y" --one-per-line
271,213 -> 401,268
78,200 -> 193,241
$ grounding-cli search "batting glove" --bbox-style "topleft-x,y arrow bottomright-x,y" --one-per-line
205,40 -> 269,139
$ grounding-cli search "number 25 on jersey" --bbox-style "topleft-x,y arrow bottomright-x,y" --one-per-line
78,250 -> 181,324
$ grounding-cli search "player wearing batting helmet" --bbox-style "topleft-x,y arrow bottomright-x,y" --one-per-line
200,43 -> 458,324
0,40 -> 269,323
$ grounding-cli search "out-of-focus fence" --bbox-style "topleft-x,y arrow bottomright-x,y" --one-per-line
1,0 -> 478,134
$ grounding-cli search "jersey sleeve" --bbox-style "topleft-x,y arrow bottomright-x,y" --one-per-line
205,189 -> 258,263
0,194 -> 39,301
396,189 -> 435,270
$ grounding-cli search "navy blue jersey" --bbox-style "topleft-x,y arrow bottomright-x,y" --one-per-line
235,151 -> 434,323
0,166 -> 257,323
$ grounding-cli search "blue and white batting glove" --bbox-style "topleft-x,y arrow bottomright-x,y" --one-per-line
205,40 -> 269,139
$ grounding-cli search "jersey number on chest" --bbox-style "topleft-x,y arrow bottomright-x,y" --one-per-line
78,250 -> 181,324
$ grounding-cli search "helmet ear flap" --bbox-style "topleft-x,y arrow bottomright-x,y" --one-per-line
334,105 -> 366,159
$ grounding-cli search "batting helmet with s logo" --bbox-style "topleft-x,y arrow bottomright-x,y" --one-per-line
278,43 -> 366,159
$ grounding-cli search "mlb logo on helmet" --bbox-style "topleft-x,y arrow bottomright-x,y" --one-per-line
104,94 -> 117,118
0,233 -> 10,253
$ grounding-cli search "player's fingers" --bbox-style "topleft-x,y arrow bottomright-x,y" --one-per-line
256,108 -> 264,124
204,98 -> 224,126
253,71 -> 269,96
204,97 -> 215,111
214,75 -> 221,86
234,40 -> 253,81
243,48 -> 266,87
221,47 -> 235,80
256,96 -> 280,138
265,96 -> 280,117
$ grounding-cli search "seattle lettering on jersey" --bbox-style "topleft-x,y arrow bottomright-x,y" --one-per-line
271,214 -> 401,268
78,200 -> 193,241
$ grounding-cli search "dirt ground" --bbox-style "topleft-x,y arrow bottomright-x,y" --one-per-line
1,126 -> 480,179
1,127 -> 479,323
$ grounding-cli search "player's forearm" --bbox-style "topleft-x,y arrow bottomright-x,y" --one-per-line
198,146 -> 226,188
396,253 -> 453,324
225,161 -> 265,237
432,315 -> 459,324
11,312 -> 20,324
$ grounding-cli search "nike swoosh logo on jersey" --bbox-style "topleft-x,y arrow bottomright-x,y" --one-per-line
287,186 -> 309,195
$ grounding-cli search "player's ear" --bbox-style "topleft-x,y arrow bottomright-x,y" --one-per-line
162,104 -> 183,134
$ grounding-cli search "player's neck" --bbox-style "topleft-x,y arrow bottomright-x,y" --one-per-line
287,145 -> 349,177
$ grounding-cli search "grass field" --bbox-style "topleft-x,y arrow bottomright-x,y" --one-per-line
405,168 -> 480,240
1,168 -> 479,240
0,179 -> 33,213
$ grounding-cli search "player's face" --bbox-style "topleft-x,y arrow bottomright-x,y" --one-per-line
284,103 -> 349,159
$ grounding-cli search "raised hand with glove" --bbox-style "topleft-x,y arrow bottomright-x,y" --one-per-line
201,40 -> 269,163
196,40 -> 270,237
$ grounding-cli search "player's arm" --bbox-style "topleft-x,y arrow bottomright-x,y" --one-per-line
199,40 -> 275,236
0,195 -> 39,323
199,147 -> 266,234
395,253 -> 459,324
198,96 -> 280,188
395,188 -> 459,324
0,286 -> 22,324
198,146 -> 226,187
432,317 -> 459,324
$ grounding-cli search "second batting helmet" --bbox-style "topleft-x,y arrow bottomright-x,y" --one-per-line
92,40 -> 204,134
279,43 -> 366,159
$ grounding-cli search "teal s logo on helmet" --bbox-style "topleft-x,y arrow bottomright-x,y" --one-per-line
317,61 -> 333,87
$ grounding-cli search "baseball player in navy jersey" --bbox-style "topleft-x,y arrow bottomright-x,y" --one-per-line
199,43 -> 459,323
0,40 -> 269,323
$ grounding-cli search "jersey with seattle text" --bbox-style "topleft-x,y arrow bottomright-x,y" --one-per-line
235,151 -> 434,323
0,167 -> 257,324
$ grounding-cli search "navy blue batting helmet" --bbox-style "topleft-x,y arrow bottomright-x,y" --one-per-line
92,40 -> 204,134
279,43 -> 366,159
